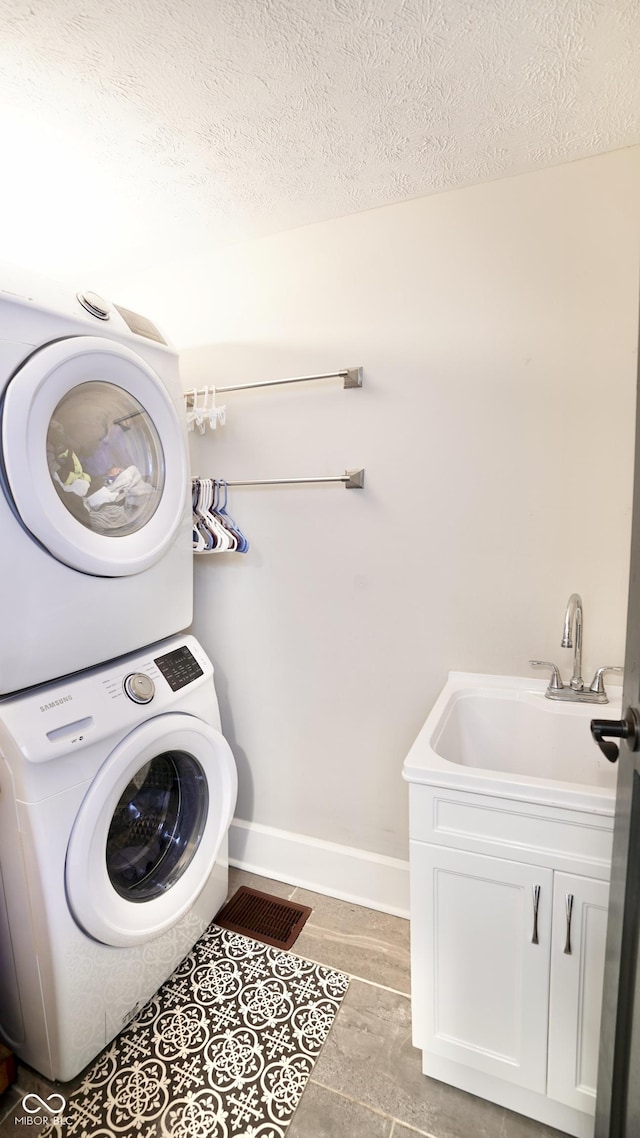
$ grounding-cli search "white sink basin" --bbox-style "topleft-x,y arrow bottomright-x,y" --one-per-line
403,672 -> 621,813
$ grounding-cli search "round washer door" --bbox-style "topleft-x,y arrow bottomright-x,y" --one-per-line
1,337 -> 187,576
66,713 -> 237,947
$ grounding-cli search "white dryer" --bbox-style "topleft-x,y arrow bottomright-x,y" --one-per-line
0,264 -> 193,694
0,634 -> 237,1082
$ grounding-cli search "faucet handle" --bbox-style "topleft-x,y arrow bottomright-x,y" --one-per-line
589,666 -> 624,695
530,660 -> 564,691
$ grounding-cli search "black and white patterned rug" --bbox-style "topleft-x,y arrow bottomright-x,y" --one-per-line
39,924 -> 349,1138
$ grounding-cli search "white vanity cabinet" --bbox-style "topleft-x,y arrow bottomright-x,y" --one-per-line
547,873 -> 610,1114
408,785 -> 614,1138
410,844 -> 553,1091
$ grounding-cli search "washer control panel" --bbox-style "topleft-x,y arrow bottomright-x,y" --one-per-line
123,672 -> 156,704
154,645 -> 204,692
0,635 -> 212,764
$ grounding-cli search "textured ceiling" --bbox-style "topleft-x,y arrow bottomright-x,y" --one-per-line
0,0 -> 639,281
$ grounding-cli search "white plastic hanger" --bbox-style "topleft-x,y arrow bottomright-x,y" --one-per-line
207,387 -> 227,430
195,479 -> 235,551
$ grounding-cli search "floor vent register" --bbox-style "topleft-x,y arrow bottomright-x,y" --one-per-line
215,885 -> 312,949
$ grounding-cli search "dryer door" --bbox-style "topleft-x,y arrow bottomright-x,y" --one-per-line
1,337 -> 187,576
66,713 -> 237,947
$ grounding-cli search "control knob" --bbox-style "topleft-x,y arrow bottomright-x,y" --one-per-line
77,290 -> 110,320
123,672 -> 155,704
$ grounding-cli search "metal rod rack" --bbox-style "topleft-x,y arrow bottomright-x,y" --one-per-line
186,366 -> 362,401
221,468 -> 365,489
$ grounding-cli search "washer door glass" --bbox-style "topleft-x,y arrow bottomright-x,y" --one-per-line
48,381 -> 164,537
66,714 -> 237,947
107,750 -> 208,901
1,337 -> 187,576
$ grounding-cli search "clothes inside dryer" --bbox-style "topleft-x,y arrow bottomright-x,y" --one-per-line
107,749 -> 209,901
47,380 -> 164,536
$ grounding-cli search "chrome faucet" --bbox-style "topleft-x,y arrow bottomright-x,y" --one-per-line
561,592 -> 584,691
530,592 -> 623,703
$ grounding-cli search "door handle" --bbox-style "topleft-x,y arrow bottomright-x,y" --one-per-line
531,884 -> 541,945
591,707 -> 640,763
564,893 -> 574,955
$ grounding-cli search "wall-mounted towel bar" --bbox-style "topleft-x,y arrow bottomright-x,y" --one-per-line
186,367 -> 362,403
223,468 -> 365,489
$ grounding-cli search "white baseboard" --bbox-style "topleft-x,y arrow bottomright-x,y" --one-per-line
228,818 -> 410,919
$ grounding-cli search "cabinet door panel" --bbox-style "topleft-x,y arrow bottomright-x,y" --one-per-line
411,842 -> 552,1091
547,873 -> 609,1114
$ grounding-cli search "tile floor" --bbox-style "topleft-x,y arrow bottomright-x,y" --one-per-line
0,867 -> 569,1138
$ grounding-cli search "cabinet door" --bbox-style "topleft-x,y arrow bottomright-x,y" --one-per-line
410,841 -> 553,1091
547,873 -> 609,1114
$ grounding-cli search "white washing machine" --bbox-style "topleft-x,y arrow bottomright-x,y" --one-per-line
0,634 -> 237,1082
0,264 -> 193,694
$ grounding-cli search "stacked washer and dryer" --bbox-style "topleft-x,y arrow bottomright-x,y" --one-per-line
0,268 -> 237,1082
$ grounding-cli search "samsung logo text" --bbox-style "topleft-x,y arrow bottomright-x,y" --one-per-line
40,695 -> 73,713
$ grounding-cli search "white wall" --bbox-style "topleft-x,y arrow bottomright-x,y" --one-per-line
109,148 -> 640,905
